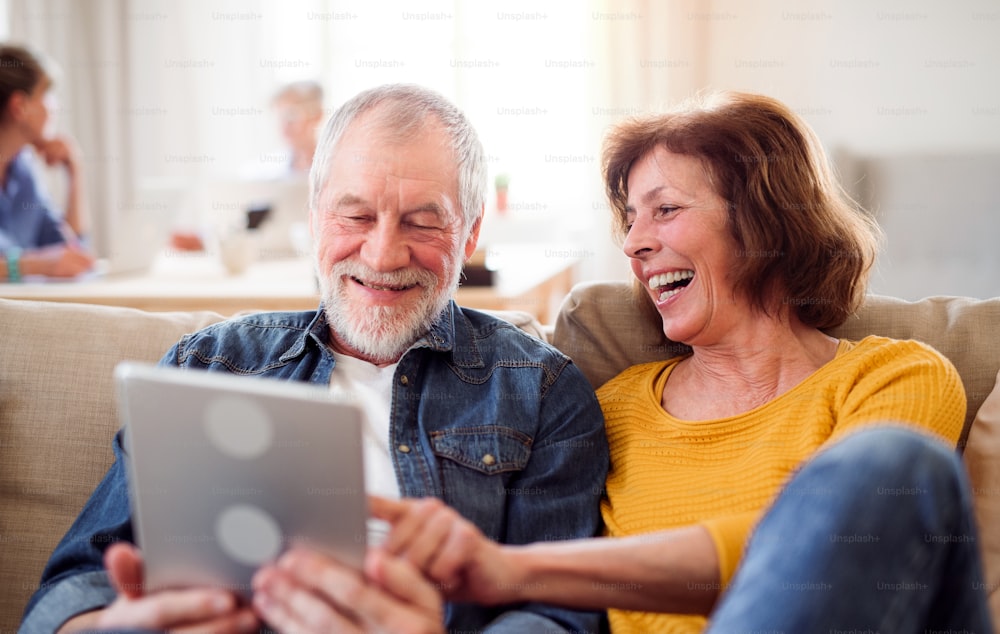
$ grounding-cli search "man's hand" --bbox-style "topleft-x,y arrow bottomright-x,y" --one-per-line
84,542 -> 258,633
252,546 -> 445,634
370,496 -> 517,606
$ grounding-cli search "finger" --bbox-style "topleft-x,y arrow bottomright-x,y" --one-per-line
274,548 -> 373,616
273,549 -> 443,634
104,542 -> 145,598
380,498 -> 450,556
98,589 -> 239,629
365,549 -> 444,618
425,522 -> 483,589
367,495 -> 409,522
343,552 -> 444,634
172,607 -> 259,634
393,504 -> 457,571
253,565 -> 360,633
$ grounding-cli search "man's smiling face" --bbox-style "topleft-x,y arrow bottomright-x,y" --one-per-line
311,109 -> 480,365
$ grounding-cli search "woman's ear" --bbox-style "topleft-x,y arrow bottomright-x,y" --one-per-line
5,90 -> 28,122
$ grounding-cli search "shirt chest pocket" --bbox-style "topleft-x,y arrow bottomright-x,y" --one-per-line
429,425 -> 533,475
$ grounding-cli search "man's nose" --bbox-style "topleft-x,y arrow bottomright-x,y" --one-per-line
360,220 -> 410,272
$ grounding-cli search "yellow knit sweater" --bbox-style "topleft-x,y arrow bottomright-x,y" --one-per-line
596,336 -> 966,634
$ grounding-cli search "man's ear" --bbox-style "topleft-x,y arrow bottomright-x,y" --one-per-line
463,208 -> 484,261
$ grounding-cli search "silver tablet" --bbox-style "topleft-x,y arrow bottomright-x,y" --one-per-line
115,361 -> 366,599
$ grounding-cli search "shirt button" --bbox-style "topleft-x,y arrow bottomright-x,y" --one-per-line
482,453 -> 496,466
398,444 -> 411,454
399,375 -> 409,386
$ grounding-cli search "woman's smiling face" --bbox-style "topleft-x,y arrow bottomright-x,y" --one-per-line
622,147 -> 747,345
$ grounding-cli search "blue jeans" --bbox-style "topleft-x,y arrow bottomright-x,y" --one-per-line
707,426 -> 993,633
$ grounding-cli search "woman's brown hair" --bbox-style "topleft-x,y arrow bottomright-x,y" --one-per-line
602,91 -> 881,329
0,44 -> 52,113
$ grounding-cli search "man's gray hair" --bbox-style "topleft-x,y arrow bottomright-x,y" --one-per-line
309,84 -> 487,231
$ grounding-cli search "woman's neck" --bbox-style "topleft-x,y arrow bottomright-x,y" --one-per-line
663,315 -> 839,420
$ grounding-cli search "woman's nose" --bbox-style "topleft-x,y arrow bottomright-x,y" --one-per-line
622,213 -> 656,259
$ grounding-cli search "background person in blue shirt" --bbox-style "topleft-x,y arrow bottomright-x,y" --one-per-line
0,43 -> 94,280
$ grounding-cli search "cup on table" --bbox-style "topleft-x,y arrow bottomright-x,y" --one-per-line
218,230 -> 255,275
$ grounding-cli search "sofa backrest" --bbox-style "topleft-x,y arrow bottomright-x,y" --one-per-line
553,280 -> 1000,623
554,281 -> 1000,447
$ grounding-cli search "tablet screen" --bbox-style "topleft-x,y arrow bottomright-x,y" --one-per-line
115,361 -> 367,599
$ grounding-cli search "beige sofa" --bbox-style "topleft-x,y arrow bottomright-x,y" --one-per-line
3,284 -> 1000,630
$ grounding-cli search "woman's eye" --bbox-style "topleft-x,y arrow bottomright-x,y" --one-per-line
658,206 -> 679,216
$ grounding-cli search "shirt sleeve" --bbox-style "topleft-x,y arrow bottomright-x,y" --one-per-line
5,151 -> 67,248
21,162 -> 65,247
32,210 -> 67,248
701,511 -> 760,588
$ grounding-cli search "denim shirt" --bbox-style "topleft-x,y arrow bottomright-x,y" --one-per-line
21,302 -> 610,634
0,150 -> 65,252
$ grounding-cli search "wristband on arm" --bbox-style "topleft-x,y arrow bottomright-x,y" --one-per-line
5,247 -> 22,282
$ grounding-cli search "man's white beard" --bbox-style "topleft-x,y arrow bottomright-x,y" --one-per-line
319,259 -> 459,364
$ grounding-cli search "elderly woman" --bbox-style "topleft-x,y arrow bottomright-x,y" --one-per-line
369,92 -> 992,633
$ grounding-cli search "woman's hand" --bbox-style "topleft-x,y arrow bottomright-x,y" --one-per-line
21,243 -> 94,277
33,135 -> 81,174
369,496 -> 519,606
32,134 -> 90,236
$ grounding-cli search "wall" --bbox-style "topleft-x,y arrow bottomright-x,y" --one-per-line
7,0 -> 999,298
560,0 -> 1000,298
695,0 -> 1000,298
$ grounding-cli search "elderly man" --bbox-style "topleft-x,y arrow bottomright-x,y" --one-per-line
271,79 -> 325,175
21,84 -> 608,633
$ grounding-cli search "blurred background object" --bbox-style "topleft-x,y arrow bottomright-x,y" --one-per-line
2,0 -> 997,299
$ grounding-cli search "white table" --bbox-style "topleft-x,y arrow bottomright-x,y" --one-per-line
0,244 -> 579,322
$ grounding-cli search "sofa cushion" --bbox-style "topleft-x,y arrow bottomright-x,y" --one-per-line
965,369 -> 1000,617
554,281 -> 1000,448
0,299 -> 227,629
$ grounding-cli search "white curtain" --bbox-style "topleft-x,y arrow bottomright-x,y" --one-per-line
5,0 -> 703,280
8,0 -> 130,255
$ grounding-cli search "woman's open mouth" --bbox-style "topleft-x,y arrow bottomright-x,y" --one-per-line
649,270 -> 694,302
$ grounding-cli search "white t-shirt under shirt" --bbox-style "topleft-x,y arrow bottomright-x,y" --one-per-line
328,351 -> 401,545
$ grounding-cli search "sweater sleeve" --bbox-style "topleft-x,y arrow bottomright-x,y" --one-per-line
829,339 -> 966,446
701,510 -> 760,587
